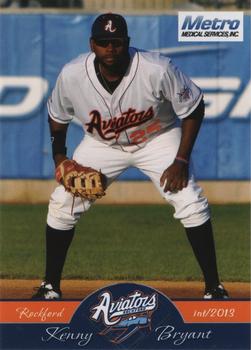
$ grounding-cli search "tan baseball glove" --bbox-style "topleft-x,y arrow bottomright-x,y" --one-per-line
55,159 -> 106,201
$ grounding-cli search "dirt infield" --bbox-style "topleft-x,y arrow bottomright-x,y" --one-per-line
0,279 -> 250,299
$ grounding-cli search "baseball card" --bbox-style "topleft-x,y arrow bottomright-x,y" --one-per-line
0,1 -> 250,349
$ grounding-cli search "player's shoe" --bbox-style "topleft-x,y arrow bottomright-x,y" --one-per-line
204,284 -> 229,300
31,281 -> 62,300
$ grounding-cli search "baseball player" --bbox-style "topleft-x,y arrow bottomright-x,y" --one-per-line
32,13 -> 229,300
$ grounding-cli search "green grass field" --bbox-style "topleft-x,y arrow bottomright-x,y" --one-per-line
0,204 -> 250,282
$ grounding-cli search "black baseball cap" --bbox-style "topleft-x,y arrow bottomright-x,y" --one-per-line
91,13 -> 128,39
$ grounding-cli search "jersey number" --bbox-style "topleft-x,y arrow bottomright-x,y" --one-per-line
129,119 -> 162,144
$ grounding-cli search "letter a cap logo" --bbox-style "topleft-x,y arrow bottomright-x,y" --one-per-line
91,13 -> 128,39
105,20 -> 116,33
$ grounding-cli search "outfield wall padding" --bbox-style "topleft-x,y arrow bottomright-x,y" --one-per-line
0,180 -> 249,204
0,13 -> 250,181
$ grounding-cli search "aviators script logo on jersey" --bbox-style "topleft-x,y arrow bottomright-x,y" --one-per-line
86,106 -> 155,140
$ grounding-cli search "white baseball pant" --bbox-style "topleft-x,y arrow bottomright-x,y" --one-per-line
47,127 -> 210,230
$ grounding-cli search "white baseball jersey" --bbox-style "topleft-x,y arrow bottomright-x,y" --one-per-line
47,47 -> 202,152
47,48 -> 209,230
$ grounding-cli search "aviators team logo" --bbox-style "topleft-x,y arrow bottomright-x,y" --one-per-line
90,289 -> 158,344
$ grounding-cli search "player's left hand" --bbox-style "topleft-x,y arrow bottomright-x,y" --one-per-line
160,160 -> 189,193
55,159 -> 107,200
